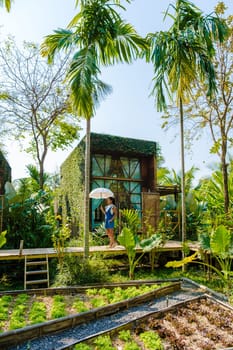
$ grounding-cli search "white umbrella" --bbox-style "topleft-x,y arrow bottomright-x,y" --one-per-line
89,187 -> 114,199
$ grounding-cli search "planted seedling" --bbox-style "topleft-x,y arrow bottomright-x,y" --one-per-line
139,330 -> 164,350
94,335 -> 115,350
72,298 -> 89,313
74,343 -> 92,350
90,296 -> 107,308
29,301 -> 47,324
0,295 -> 12,332
86,288 -> 98,297
118,329 -> 131,342
123,341 -> 140,350
9,294 -> 29,330
51,295 -> 67,319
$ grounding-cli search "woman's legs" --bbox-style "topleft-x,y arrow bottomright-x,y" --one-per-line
106,228 -> 116,247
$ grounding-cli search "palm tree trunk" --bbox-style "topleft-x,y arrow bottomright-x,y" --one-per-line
84,118 -> 91,259
179,97 -> 186,249
221,138 -> 229,214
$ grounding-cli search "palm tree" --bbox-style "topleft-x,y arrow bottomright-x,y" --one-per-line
147,0 -> 228,249
41,0 -> 147,258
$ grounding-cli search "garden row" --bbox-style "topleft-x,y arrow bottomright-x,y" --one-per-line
74,297 -> 233,350
0,282 -> 180,349
0,284 -> 165,332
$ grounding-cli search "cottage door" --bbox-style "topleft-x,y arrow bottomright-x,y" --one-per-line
142,192 -> 160,233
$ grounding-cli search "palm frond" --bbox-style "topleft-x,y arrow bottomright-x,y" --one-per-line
102,21 -> 148,65
92,78 -> 112,108
41,29 -> 79,63
66,46 -> 112,118
0,0 -> 12,12
41,0 -> 145,119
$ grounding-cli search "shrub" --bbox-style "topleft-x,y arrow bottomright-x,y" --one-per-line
54,255 -> 110,286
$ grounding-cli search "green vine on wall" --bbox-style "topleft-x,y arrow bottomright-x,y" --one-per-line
59,143 -> 85,236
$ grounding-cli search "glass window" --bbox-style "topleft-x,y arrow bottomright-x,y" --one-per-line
92,155 -> 104,176
91,154 -> 142,229
120,157 -> 130,178
130,159 -> 141,179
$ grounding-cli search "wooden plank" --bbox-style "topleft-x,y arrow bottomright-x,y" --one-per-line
26,270 -> 48,275
26,279 -> 48,285
0,241 -> 200,261
26,261 -> 47,266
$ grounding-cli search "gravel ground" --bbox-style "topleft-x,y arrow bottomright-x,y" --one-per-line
9,282 -> 204,350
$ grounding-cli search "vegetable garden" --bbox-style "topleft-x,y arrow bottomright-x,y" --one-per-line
0,284 -> 166,333
73,297 -> 233,350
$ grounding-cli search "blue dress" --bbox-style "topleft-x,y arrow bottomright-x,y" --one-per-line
105,204 -> 115,229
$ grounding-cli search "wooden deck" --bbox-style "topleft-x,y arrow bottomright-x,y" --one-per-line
0,241 -> 200,261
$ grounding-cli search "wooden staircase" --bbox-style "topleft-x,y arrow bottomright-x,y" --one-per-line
24,255 -> 49,289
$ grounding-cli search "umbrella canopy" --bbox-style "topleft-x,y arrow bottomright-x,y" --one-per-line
89,187 -> 114,199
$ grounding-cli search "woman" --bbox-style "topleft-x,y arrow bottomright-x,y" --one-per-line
100,197 -> 117,248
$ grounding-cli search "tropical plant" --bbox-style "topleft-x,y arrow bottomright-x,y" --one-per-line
118,226 -> 162,279
5,190 -> 53,249
51,223 -> 71,270
159,166 -> 206,240
196,161 -> 233,228
146,0 -> 228,248
172,3 -> 233,215
166,224 -> 233,293
53,254 -> 109,286
41,0 -> 148,258
120,209 -> 141,236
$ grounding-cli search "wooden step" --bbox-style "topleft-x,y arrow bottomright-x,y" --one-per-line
26,279 -> 48,285
26,270 -> 48,275
24,255 -> 49,289
26,261 -> 47,266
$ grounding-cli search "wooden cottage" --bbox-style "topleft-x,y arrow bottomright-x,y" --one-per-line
60,133 -> 179,234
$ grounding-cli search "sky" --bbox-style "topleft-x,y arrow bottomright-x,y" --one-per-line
1,0 -> 233,181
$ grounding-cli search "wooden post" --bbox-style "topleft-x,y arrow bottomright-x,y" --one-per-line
19,240 -> 24,255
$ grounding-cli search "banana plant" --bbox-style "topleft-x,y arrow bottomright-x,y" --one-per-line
118,227 -> 162,279
166,225 -> 233,293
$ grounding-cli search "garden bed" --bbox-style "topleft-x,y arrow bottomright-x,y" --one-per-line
0,281 -> 180,349
74,295 -> 233,350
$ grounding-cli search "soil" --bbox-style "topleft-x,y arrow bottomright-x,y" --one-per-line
136,298 -> 233,349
